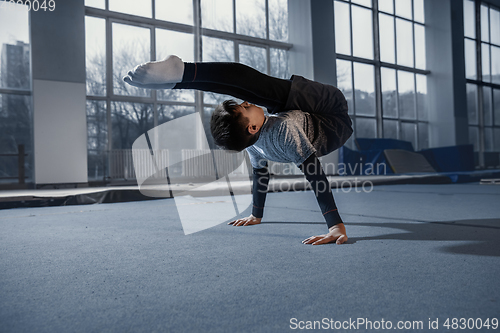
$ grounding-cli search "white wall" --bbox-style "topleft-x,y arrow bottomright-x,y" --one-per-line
33,80 -> 87,184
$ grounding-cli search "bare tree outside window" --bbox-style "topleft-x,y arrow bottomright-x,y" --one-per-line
111,102 -> 154,150
112,24 -> 151,98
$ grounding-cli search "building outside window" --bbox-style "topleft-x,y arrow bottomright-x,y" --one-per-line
334,0 -> 429,151
0,3 -> 32,185
464,0 -> 500,168
84,0 -> 290,181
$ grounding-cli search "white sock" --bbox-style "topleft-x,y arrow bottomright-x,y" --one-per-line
122,77 -> 176,90
126,55 -> 184,85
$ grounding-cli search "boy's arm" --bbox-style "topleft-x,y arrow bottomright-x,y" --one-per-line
229,162 -> 269,226
251,162 -> 269,219
299,153 -> 348,245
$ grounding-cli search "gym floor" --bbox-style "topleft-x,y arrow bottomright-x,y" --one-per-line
1,183 -> 499,332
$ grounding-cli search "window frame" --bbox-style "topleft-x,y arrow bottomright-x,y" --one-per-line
0,4 -> 33,184
84,0 -> 292,180
464,0 -> 500,167
334,0 -> 430,150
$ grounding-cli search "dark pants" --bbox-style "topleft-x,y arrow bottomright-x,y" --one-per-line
174,62 -> 353,156
175,62 -> 292,112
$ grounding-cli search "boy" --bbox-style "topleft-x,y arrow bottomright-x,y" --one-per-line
124,56 -> 353,245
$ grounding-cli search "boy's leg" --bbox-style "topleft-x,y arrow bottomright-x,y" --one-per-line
178,62 -> 290,110
172,81 -> 278,110
124,58 -> 291,111
284,75 -> 348,116
284,75 -> 353,156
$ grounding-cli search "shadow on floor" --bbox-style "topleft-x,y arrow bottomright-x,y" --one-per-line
262,219 -> 500,257
348,219 -> 500,257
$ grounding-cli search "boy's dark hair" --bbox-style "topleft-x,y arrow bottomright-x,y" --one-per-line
210,99 -> 256,152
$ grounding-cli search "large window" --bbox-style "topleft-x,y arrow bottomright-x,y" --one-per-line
85,0 -> 290,180
464,0 -> 500,168
334,0 -> 429,151
0,3 -> 32,185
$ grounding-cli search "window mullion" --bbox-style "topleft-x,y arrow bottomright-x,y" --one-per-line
373,0 -> 383,138
348,2 -> 356,124
265,0 -> 269,40
393,10 -> 399,139
478,86 -> 485,165
395,65 -> 400,140
476,0 -> 485,166
106,16 -> 113,155
349,2 -> 354,57
411,0 -> 418,147
476,1 -> 483,82
235,41 -> 240,63
193,0 -> 201,62
484,3 -> 491,84
412,0 -> 416,68
350,61 -> 356,123
151,25 -> 158,129
233,0 -> 237,34
393,0 -> 396,64
488,5 -> 491,43
193,0 -> 204,150
489,44 -> 492,84
413,73 -> 419,149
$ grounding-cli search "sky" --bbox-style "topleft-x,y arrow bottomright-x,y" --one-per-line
0,2 -> 29,81
0,3 -> 29,47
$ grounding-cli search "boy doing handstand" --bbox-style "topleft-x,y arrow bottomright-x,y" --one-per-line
124,56 -> 353,245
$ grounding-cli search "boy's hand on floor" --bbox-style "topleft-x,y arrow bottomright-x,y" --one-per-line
228,215 -> 262,227
302,223 -> 348,245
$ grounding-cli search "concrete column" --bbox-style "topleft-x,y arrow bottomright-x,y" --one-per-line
310,0 -> 337,86
31,0 -> 87,185
288,0 -> 340,174
425,0 -> 457,148
450,0 -> 469,146
312,0 -> 339,171
425,0 -> 471,148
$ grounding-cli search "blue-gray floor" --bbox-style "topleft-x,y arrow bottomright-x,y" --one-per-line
1,183 -> 499,332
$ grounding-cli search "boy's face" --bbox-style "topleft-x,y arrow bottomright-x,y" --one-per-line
237,101 -> 265,130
